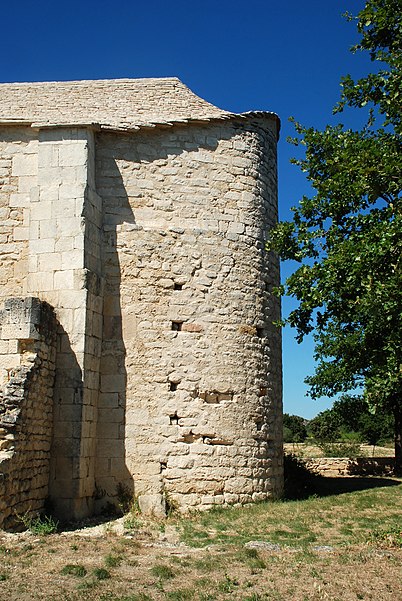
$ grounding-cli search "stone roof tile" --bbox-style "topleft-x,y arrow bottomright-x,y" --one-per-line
0,78 -> 279,134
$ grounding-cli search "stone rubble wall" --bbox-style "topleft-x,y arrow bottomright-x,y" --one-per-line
305,456 -> 395,477
0,297 -> 57,530
96,117 -> 283,514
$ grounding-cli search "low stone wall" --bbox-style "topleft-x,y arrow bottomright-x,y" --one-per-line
305,457 -> 395,477
0,297 -> 57,529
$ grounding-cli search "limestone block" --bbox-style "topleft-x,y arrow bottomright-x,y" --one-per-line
9,193 -> 30,208
27,272 -> 54,292
29,238 -> 55,255
138,493 -> 166,517
38,253 -> 62,272
13,227 -> 29,241
101,374 -> 126,393
53,270 -> 75,290
58,143 -> 88,168
12,153 -> 37,177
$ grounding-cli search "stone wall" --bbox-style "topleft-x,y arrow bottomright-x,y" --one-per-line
0,297 -> 57,530
0,126 -> 35,302
305,457 -> 395,477
0,113 -> 283,523
95,117 -> 283,513
25,127 -> 103,520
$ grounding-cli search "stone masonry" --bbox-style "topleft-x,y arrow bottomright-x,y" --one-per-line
0,298 -> 57,529
0,78 -> 282,527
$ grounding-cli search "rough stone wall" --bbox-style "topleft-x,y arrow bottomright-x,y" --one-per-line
96,117 -> 283,513
0,126 -> 36,302
305,457 -> 395,477
0,298 -> 57,529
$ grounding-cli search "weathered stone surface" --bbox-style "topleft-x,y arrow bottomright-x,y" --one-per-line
305,457 -> 395,477
0,298 -> 57,529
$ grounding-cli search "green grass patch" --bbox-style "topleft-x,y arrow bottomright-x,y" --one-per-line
60,564 -> 87,577
165,589 -> 195,600
93,567 -> 111,580
104,553 -> 123,568
150,564 -> 175,581
174,482 -> 402,550
369,525 -> 402,547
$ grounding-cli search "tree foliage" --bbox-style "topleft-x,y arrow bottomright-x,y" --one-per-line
308,395 -> 394,446
309,410 -> 341,443
283,413 -> 308,442
268,1 -> 402,472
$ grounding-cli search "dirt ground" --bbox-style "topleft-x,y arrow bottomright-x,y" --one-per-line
0,511 -> 401,601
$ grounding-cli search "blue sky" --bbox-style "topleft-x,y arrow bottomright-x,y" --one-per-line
1,0 -> 370,418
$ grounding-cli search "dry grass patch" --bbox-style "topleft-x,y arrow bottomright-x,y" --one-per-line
284,442 -> 395,458
0,480 -> 401,601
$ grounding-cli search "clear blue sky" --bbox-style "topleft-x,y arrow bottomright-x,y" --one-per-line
1,0 -> 370,418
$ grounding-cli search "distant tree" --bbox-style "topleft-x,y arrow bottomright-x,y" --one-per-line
332,394 -> 393,445
308,396 -> 393,447
331,395 -> 370,433
268,1 -> 402,473
309,410 -> 340,442
283,413 -> 308,442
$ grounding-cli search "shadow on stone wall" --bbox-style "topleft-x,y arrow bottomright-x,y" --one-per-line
95,151 -> 137,513
49,322 -> 85,519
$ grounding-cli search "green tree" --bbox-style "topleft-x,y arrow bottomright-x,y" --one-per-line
268,1 -> 402,473
309,409 -> 340,442
283,413 -> 308,442
332,394 -> 393,444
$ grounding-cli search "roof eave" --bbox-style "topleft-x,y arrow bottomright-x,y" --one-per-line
0,110 -> 280,140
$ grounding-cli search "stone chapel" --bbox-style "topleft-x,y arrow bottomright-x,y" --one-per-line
0,78 -> 283,529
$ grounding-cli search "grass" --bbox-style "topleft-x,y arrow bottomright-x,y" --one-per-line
0,478 -> 401,600
17,512 -> 59,535
176,483 -> 402,549
150,564 -> 175,581
60,564 -> 87,577
104,553 -> 123,568
93,567 -> 111,580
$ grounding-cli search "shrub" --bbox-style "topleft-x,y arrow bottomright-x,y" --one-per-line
93,567 -> 111,580
18,512 -> 58,535
317,440 -> 363,458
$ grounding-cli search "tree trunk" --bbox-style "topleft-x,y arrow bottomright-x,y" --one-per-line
393,401 -> 402,476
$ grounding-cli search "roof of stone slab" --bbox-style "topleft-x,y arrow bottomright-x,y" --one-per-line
0,78 -> 279,134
